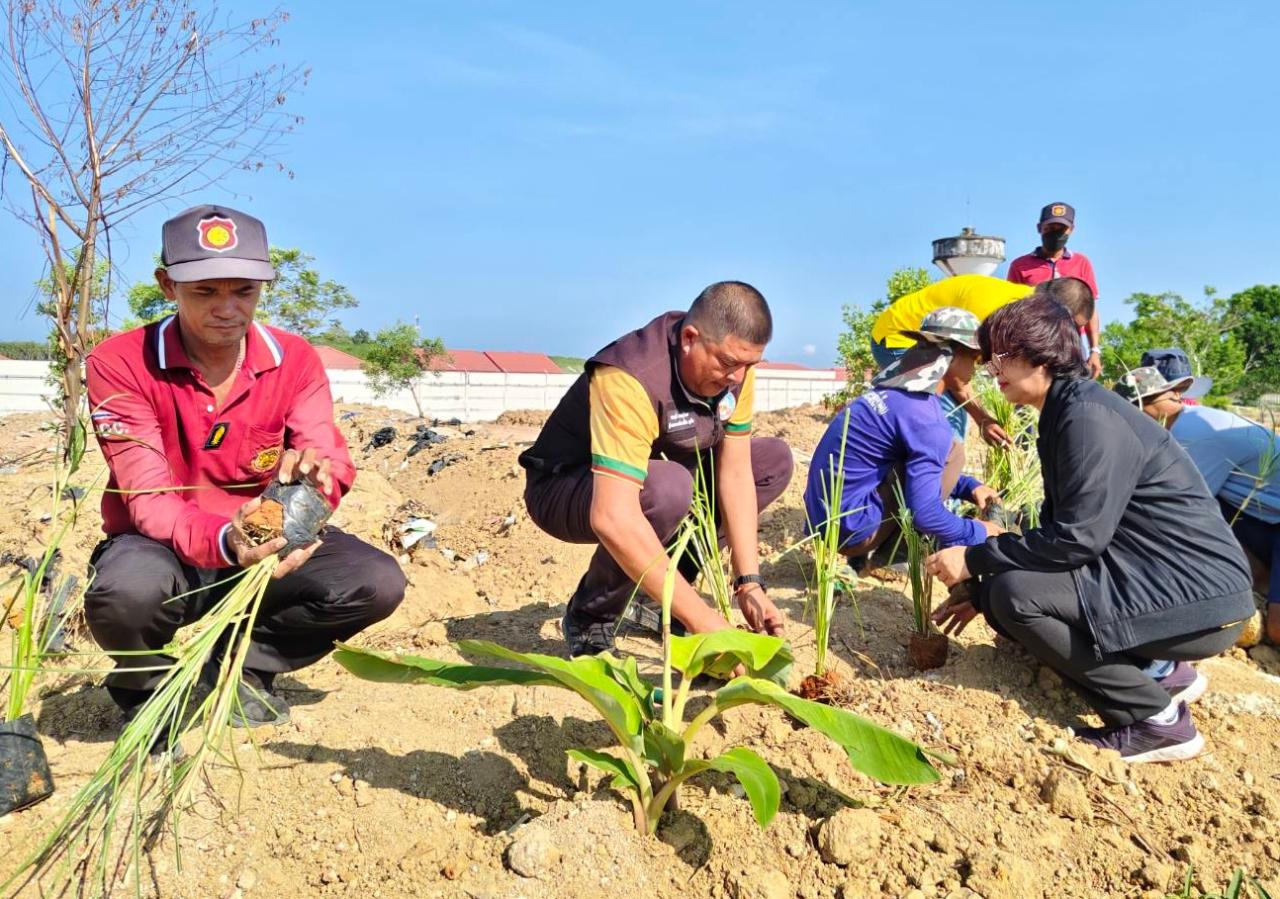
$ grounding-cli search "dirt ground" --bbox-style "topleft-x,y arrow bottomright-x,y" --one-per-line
2,402 -> 1279,899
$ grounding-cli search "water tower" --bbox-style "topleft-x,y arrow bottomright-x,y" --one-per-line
931,227 -> 1006,277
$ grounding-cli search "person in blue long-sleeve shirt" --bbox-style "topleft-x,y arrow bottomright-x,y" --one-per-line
805,307 -> 1001,562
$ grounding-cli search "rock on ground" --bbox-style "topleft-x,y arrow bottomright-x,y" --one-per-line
816,807 -> 883,867
506,827 -> 561,878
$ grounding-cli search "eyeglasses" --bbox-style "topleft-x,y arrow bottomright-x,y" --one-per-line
984,352 -> 1012,375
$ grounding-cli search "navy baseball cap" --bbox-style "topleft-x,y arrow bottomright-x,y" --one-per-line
1039,203 -> 1075,227
161,204 -> 275,282
1141,348 -> 1212,399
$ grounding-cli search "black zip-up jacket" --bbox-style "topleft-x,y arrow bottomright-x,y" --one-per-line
966,377 -> 1254,654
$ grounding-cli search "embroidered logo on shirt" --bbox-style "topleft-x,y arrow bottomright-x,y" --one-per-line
197,216 -> 238,253
666,410 -> 696,431
718,391 -> 736,422
250,446 -> 282,473
204,422 -> 231,449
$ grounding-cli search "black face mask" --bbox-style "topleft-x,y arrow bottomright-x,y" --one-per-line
1041,230 -> 1070,254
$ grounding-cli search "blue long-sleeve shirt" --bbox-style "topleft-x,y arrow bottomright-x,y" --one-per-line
1171,405 -> 1280,524
803,388 -> 986,549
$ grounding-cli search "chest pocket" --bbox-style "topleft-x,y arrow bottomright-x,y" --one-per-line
236,423 -> 286,481
657,404 -> 720,460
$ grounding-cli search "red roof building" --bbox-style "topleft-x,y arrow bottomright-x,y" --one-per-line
312,345 -> 364,370
484,351 -> 562,374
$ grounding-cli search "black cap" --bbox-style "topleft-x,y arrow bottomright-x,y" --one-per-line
1038,203 -> 1075,227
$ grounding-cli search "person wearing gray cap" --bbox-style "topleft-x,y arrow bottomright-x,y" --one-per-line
1117,363 -> 1280,644
83,204 -> 406,747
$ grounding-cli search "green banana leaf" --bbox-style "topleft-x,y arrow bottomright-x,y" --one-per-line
597,652 -> 655,710
566,748 -> 641,791
668,629 -> 794,684
679,747 -> 780,828
332,643 -> 557,688
716,678 -> 939,786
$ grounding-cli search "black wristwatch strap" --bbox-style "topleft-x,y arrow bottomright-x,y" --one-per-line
733,574 -> 766,591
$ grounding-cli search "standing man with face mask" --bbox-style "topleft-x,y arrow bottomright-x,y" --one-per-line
519,282 -> 793,657
1007,202 -> 1104,378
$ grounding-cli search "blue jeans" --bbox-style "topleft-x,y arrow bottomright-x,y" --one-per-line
869,337 -> 968,440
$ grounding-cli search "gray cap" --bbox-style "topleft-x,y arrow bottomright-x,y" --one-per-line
161,204 -> 275,282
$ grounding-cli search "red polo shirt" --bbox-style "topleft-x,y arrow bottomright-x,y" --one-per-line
86,316 -> 355,569
1007,248 -> 1099,299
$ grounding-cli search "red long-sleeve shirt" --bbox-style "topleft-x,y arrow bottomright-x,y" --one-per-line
86,316 -> 355,569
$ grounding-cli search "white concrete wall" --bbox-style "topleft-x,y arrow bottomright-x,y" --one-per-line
0,360 -> 845,421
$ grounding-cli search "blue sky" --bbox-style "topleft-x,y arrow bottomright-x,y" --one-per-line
2,1 -> 1278,365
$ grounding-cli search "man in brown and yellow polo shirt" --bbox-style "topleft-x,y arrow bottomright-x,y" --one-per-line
519,281 -> 794,656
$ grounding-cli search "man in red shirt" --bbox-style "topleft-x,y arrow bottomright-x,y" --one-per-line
1007,202 -> 1103,378
85,205 -> 405,733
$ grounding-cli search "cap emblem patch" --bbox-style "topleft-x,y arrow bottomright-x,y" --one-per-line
1051,205 -> 1066,217
197,216 -> 238,253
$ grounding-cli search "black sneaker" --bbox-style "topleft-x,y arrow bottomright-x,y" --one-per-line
619,597 -> 688,639
228,669 -> 291,728
561,605 -> 617,658
1072,702 -> 1204,763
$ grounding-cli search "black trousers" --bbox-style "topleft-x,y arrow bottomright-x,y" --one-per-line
524,437 -> 794,623
981,568 -> 1243,727
84,528 -> 407,698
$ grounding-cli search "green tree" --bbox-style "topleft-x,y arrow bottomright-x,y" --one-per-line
1226,284 -> 1280,400
1100,288 -> 1246,405
833,266 -> 935,401
352,328 -> 371,344
258,248 -> 358,338
361,322 -> 447,418
125,280 -> 173,327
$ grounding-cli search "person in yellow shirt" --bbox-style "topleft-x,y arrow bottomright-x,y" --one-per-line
519,282 -> 794,657
870,275 -> 1094,445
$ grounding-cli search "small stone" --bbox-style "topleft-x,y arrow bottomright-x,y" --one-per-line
236,870 -> 258,892
1138,861 -> 1174,890
353,780 -> 374,808
1040,770 -> 1093,822
817,807 -> 883,866
507,827 -> 561,878
729,868 -> 791,899
320,869 -> 338,885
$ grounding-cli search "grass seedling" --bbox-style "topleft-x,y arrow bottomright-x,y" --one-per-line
891,483 -> 936,637
4,414 -> 90,723
3,556 -> 279,898
686,450 -> 733,621
803,406 -> 856,678
972,373 -> 1042,526
335,518 -> 942,836
1170,865 -> 1274,899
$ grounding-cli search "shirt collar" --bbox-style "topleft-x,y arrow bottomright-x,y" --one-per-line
1032,247 -> 1073,260
155,315 -> 284,374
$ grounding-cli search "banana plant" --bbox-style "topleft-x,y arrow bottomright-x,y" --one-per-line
335,525 -> 940,835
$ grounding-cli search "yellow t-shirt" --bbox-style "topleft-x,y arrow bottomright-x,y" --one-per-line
589,365 -> 755,485
871,275 -> 1032,349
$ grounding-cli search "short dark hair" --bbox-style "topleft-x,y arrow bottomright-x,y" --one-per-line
686,281 -> 773,345
978,295 -> 1088,380
1032,277 -> 1095,323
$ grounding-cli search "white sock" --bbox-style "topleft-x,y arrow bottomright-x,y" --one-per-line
1146,701 -> 1180,726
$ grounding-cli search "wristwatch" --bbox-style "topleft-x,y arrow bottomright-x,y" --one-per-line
733,574 -> 767,592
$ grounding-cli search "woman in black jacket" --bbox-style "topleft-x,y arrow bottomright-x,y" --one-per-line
926,296 -> 1253,763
